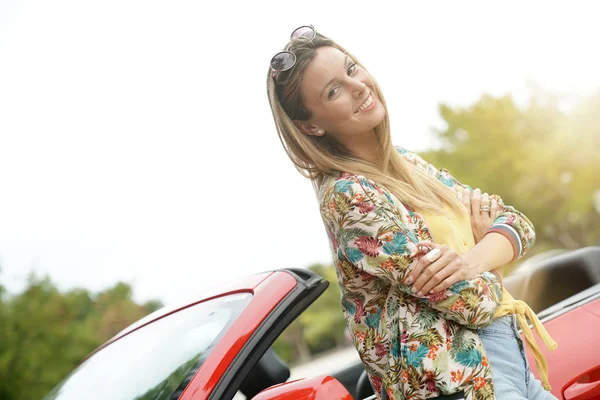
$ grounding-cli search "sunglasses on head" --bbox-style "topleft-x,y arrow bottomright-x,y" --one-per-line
270,25 -> 317,78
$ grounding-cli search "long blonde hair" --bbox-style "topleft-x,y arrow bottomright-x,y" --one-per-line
266,32 -> 463,215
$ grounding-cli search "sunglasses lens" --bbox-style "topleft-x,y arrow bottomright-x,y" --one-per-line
271,51 -> 296,71
291,26 -> 315,41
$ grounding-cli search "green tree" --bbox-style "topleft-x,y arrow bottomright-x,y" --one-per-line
0,272 -> 162,400
422,90 -> 600,256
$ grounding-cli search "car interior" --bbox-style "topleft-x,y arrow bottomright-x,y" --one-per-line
240,246 -> 600,400
239,348 -> 291,399
503,246 -> 600,313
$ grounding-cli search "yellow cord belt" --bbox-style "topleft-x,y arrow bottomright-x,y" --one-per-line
493,288 -> 558,390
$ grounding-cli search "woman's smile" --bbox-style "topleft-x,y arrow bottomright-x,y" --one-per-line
354,93 -> 374,114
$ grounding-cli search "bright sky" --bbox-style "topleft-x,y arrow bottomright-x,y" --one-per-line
1,0 -> 599,305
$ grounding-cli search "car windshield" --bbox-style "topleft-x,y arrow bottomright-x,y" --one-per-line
44,292 -> 252,400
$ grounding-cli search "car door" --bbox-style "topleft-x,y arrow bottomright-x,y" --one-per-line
179,268 -> 329,400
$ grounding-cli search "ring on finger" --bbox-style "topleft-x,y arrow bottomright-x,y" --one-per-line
425,248 -> 442,263
480,205 -> 491,212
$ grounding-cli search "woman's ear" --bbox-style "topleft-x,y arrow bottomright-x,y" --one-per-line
293,120 -> 325,136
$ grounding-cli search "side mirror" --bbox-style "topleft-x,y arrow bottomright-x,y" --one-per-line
252,375 -> 353,400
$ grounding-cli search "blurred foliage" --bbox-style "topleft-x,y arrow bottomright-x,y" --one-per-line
0,270 -> 162,400
422,89 -> 600,255
1,90 -> 598,397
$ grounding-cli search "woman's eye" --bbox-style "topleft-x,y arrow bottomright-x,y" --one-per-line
328,87 -> 339,99
347,63 -> 357,75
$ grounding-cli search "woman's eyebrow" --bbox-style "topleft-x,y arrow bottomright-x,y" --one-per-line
320,55 -> 351,99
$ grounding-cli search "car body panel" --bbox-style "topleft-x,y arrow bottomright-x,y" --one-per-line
180,271 -> 298,399
526,296 -> 600,399
252,375 -> 353,400
562,364 -> 600,400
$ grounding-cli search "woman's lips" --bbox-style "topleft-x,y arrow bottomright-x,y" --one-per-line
354,94 -> 375,114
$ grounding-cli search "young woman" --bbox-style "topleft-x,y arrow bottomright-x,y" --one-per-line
266,26 -> 558,400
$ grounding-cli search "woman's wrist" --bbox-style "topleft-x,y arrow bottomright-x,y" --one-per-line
461,250 -> 492,276
463,232 -> 513,276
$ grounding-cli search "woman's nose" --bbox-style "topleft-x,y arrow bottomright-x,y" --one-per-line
350,78 -> 368,97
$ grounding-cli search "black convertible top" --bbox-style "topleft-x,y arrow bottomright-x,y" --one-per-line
504,246 -> 600,314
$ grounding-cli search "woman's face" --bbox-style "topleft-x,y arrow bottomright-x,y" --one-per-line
298,46 -> 386,140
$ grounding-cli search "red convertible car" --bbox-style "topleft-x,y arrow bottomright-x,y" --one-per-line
44,247 -> 600,400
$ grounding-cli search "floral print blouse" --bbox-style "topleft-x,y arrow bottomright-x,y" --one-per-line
317,147 -> 536,400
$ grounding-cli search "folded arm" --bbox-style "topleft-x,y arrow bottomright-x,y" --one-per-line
320,175 -> 502,329
396,146 -> 536,262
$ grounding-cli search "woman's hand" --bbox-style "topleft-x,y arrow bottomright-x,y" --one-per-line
404,241 -> 480,296
462,188 -> 498,243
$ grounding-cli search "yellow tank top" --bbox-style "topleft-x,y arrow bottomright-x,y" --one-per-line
417,205 -> 558,390
417,204 -> 475,255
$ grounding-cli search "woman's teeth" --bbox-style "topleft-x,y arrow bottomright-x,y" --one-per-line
355,95 -> 373,113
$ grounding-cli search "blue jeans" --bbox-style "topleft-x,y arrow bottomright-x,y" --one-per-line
476,316 -> 558,399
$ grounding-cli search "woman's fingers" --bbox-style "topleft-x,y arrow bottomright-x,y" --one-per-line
410,249 -> 452,296
490,197 -> 498,220
461,188 -> 470,210
404,256 -> 429,286
470,188 -> 481,216
419,261 -> 458,295
416,240 -> 436,252
481,192 -> 489,211
481,192 -> 491,222
429,268 -> 465,294
404,242 -> 442,286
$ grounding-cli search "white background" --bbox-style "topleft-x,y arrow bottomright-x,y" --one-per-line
1,0 -> 599,304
